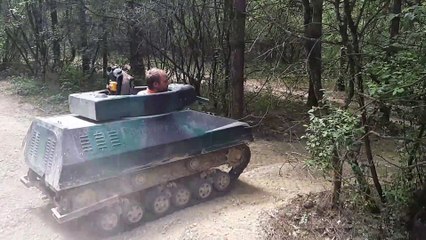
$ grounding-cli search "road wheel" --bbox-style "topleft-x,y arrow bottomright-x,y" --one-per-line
191,178 -> 213,200
121,198 -> 144,225
93,207 -> 121,235
150,193 -> 170,215
213,171 -> 231,192
172,185 -> 191,208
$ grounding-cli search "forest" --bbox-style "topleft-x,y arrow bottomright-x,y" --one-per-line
1,0 -> 425,239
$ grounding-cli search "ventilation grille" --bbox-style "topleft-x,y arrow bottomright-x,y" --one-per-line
29,131 -> 41,158
108,130 -> 121,147
80,134 -> 93,152
94,132 -> 107,150
80,130 -> 122,152
44,138 -> 56,171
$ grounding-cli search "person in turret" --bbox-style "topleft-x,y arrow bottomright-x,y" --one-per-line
137,68 -> 169,95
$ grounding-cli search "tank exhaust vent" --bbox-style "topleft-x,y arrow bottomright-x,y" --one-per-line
108,130 -> 121,147
44,138 -> 56,171
29,130 -> 41,159
80,135 -> 93,152
94,132 -> 107,150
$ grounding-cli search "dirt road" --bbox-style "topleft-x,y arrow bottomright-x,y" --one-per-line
0,82 -> 326,240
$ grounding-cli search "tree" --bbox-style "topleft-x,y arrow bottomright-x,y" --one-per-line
302,0 -> 324,107
49,0 -> 60,70
127,1 -> 145,81
78,0 -> 90,76
230,0 -> 246,119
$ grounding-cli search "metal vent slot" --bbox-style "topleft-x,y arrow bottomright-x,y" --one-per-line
29,131 -> 41,158
44,138 -> 56,171
94,132 -> 107,150
80,135 -> 93,152
108,130 -> 121,147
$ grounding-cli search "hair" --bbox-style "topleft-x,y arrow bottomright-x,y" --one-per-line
146,68 -> 167,89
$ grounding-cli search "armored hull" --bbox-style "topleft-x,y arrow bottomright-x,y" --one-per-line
21,84 -> 253,233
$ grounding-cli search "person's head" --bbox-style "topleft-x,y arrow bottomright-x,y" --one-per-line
146,68 -> 169,92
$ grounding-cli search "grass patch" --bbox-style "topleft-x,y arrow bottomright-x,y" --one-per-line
6,76 -> 69,114
5,66 -> 106,114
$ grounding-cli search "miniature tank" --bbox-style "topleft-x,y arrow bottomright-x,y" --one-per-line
20,84 -> 253,233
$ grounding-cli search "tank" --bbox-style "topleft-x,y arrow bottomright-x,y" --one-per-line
20,84 -> 253,233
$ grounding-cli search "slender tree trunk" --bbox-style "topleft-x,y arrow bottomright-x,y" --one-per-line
49,0 -> 60,70
348,150 -> 379,212
303,0 -> 323,108
222,0 -> 232,116
78,0 -> 90,76
36,0 -> 47,80
101,15 -> 108,80
334,0 -> 356,107
390,0 -> 402,39
307,82 -> 318,106
64,8 -> 76,64
344,0 -> 385,203
230,0 -> 246,119
332,147 -> 343,208
379,0 -> 402,122
336,47 -> 346,91
127,1 -> 145,82
4,29 -> 34,74
407,124 -> 426,182
333,1 -> 347,93
26,1 -> 45,76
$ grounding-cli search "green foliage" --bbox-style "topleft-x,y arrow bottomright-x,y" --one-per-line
11,76 -> 45,96
384,171 -> 414,205
365,5 -> 426,113
58,65 -> 86,93
304,105 -> 363,171
246,89 -> 279,114
366,51 -> 426,102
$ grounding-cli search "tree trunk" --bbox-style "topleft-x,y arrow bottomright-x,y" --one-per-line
222,0 -> 232,116
229,0 -> 246,119
303,0 -> 323,108
379,0 -> 402,122
127,1 -> 145,82
348,150 -> 379,213
390,0 -> 402,39
407,124 -> 426,182
343,0 -> 385,203
36,0 -> 47,80
64,8 -> 76,64
101,15 -> 108,81
336,47 -> 346,91
78,0 -> 90,76
334,0 -> 356,107
307,81 -> 318,106
49,0 -> 60,70
332,147 -> 343,208
26,1 -> 46,77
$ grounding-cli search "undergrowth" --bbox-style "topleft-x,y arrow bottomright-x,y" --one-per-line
5,66 -> 105,114
262,190 -> 408,240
